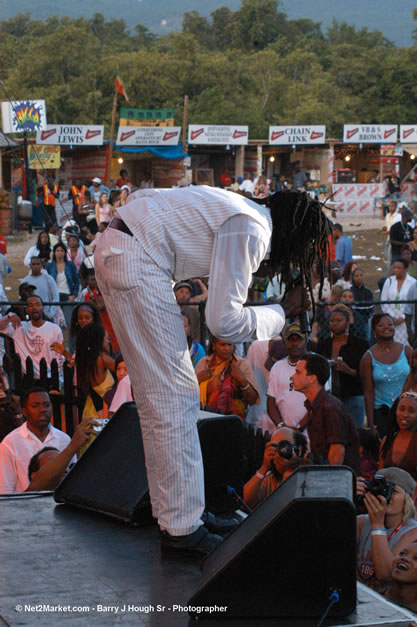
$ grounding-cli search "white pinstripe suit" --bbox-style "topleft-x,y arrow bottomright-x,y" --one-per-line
94,187 -> 285,535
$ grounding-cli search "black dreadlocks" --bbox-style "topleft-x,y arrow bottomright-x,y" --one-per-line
254,189 -> 332,311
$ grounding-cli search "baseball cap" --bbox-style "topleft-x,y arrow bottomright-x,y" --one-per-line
174,281 -> 193,292
377,467 -> 416,498
283,323 -> 304,340
92,177 -> 102,184
19,282 -> 36,296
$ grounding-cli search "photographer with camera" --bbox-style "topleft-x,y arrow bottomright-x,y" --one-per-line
357,467 -> 417,594
243,426 -> 309,509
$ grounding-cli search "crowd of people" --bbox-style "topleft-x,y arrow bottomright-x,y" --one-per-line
1,176 -> 417,612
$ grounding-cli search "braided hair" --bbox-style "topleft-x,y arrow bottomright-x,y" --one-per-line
254,189 -> 332,308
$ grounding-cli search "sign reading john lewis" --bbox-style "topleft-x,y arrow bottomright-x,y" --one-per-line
188,125 -> 248,145
37,125 -> 104,145
343,125 -> 397,143
269,126 -> 326,145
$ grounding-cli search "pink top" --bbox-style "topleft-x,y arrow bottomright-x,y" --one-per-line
98,203 -> 112,224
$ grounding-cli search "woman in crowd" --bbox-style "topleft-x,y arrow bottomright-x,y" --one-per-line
46,242 -> 80,329
316,308 -> 369,427
95,192 -> 113,231
336,260 -> 357,289
195,337 -> 259,419
253,175 -> 270,199
399,245 -> 417,280
360,313 -> 411,437
182,312 -> 205,368
103,353 -> 129,417
51,301 -> 110,363
379,393 -> 417,481
357,467 -> 417,594
66,234 -> 86,272
24,230 -> 52,267
381,258 -> 415,345
340,288 -> 368,339
385,542 -> 417,613
351,267 -> 374,327
114,185 -> 129,209
75,323 -> 115,422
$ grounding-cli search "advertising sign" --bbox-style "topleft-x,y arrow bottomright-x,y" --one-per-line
343,125 -> 397,143
269,126 -> 326,145
1,100 -> 47,133
116,126 -> 181,146
28,145 -> 61,169
36,125 -> 104,145
188,125 -> 248,145
400,126 -> 417,143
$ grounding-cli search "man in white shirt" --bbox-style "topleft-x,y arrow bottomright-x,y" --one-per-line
0,295 -> 63,377
239,173 -> 255,196
0,387 -> 72,493
21,256 -> 59,320
266,324 -> 308,432
94,186 -> 330,557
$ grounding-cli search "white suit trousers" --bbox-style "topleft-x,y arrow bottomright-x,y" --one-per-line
95,228 -> 205,535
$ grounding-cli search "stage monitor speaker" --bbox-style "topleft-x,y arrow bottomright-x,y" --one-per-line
55,406 -> 247,523
189,466 -> 357,620
197,412 -> 246,513
54,402 -> 151,524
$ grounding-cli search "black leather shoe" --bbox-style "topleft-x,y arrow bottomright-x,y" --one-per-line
201,511 -> 240,535
160,526 -> 222,558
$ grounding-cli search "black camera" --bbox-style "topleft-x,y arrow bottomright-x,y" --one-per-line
274,440 -> 298,460
362,474 -> 394,503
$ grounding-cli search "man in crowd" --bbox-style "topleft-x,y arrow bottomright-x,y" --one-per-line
267,324 -> 308,430
239,173 -> 255,196
333,223 -> 353,270
390,208 -> 413,262
69,178 -> 87,226
25,416 -> 98,491
245,337 -> 283,429
292,162 -> 307,190
0,295 -> 63,377
0,387 -> 72,493
89,177 -> 110,203
41,176 -> 59,228
291,352 -> 360,472
22,257 -> 59,321
243,425 -> 309,509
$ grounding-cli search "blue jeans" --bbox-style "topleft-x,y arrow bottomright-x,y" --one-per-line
343,395 -> 365,428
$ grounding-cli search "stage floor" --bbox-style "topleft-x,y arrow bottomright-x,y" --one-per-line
0,495 -> 415,626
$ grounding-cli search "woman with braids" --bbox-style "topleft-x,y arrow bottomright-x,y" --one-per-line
75,323 -> 115,452
94,186 -> 331,558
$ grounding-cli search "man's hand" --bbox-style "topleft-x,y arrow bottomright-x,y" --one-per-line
7,313 -> 21,329
280,282 -> 311,318
71,417 -> 99,450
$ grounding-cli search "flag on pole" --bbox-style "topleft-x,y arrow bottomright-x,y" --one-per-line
115,71 -> 131,104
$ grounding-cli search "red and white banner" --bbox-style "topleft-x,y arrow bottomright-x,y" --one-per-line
37,125 -> 104,145
188,125 -> 248,145
332,183 -> 385,215
269,125 -> 325,145
343,125 -> 397,143
116,126 -> 181,146
400,126 -> 417,143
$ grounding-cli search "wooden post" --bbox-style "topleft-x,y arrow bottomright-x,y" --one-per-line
235,145 -> 245,180
182,95 -> 189,154
105,91 -> 118,186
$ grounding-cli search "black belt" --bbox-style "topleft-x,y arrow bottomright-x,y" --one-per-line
109,217 -> 133,237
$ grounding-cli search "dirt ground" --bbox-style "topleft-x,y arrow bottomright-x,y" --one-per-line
2,213 -> 388,304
